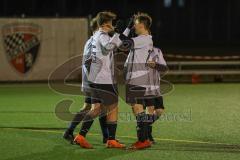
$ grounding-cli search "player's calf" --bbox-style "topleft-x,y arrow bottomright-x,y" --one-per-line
105,104 -> 126,148
129,105 -> 151,149
63,102 -> 92,144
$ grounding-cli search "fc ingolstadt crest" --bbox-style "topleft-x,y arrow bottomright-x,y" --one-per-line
2,23 -> 41,74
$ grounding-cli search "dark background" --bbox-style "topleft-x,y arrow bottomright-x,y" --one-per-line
1,0 -> 240,55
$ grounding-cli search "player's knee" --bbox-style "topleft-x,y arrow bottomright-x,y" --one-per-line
155,108 -> 164,117
88,104 -> 101,118
146,106 -> 155,115
93,108 -> 101,116
132,104 -> 144,115
106,103 -> 118,121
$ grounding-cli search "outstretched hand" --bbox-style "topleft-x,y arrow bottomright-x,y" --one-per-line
127,16 -> 135,29
115,20 -> 124,33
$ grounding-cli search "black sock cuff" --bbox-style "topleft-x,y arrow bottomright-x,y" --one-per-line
99,115 -> 107,121
146,114 -> 160,124
106,121 -> 117,125
80,119 -> 94,137
136,112 -> 147,122
146,114 -> 154,123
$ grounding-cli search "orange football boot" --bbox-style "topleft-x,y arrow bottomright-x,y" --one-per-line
129,140 -> 151,150
74,134 -> 93,149
106,140 -> 126,149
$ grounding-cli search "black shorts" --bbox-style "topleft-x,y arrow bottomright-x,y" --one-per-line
84,97 -> 93,104
83,86 -> 95,104
143,96 -> 165,110
84,96 -> 103,104
126,84 -> 155,106
90,83 -> 118,106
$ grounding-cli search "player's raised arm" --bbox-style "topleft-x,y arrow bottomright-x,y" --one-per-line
106,17 -> 135,50
100,17 -> 134,51
99,32 -> 117,52
123,16 -> 135,36
95,11 -> 120,52
99,26 -> 128,51
119,15 -> 153,50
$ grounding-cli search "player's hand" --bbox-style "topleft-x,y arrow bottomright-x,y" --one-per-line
127,16 -> 135,29
147,61 -> 156,69
115,20 -> 124,33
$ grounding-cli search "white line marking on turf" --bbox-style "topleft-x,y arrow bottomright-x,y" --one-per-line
1,127 -> 239,146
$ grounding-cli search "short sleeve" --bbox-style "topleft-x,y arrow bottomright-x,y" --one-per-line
157,49 -> 167,66
99,33 -> 110,47
99,33 -> 122,50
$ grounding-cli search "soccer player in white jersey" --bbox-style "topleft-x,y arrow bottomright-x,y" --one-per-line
73,11 -> 125,149
121,13 -> 155,149
144,47 -> 168,144
63,18 -> 109,144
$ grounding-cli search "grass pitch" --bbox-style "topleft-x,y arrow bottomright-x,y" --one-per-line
0,83 -> 240,160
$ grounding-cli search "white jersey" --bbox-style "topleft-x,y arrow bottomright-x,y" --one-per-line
145,47 -> 167,96
81,36 -> 93,91
88,29 -> 118,84
125,34 -> 153,87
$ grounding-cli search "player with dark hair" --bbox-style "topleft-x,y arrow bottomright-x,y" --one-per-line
117,12 -> 155,149
145,47 -> 168,144
73,11 -> 125,149
63,17 -> 109,144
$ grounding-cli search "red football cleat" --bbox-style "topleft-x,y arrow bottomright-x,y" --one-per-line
129,140 -> 151,150
106,140 -> 126,149
74,134 -> 93,149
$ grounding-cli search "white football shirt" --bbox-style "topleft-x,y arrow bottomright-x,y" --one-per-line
81,36 -> 93,91
125,34 -> 154,87
88,29 -> 118,84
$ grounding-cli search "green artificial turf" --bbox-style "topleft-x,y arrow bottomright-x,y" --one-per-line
0,83 -> 240,160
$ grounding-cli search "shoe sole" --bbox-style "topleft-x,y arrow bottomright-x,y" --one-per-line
127,144 -> 151,150
106,144 -> 126,149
